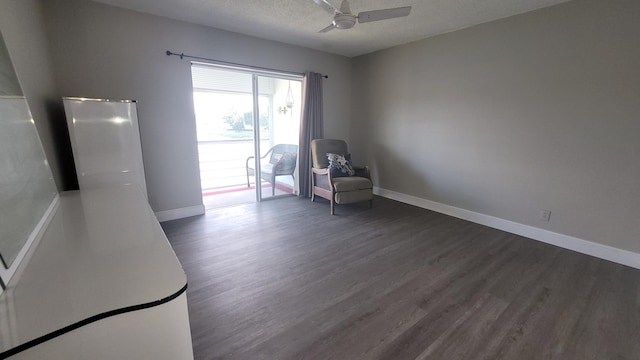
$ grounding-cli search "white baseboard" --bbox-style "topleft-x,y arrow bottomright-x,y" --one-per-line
373,187 -> 640,270
155,204 -> 205,222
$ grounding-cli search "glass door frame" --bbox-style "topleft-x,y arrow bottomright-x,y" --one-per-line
251,75 -> 263,202
252,73 -> 303,202
192,61 -> 303,203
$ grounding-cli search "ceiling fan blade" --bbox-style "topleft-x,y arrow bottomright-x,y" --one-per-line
357,6 -> 412,23
312,0 -> 339,15
339,0 -> 351,14
319,24 -> 336,33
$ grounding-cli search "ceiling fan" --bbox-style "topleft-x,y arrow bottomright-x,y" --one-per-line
312,0 -> 412,33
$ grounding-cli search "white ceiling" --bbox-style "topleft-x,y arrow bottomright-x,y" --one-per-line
91,0 -> 572,58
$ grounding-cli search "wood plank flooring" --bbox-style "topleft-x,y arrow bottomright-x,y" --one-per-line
161,196 -> 640,360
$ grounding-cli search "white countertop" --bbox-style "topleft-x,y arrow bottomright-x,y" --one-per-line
0,185 -> 187,356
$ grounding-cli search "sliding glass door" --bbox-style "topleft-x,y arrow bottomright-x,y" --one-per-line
253,75 -> 302,200
191,64 -> 302,208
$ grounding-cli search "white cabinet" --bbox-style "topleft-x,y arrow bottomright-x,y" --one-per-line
0,186 -> 194,359
63,98 -> 148,199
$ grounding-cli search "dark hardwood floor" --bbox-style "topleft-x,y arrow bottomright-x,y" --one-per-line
161,196 -> 640,360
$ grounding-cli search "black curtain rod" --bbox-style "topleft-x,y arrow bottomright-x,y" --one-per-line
165,50 -> 328,79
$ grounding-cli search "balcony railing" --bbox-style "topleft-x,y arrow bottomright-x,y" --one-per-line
198,139 -> 271,192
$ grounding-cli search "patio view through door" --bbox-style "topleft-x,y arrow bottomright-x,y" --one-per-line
191,63 -> 302,209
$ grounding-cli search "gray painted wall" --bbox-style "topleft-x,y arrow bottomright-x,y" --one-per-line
0,0 -> 75,191
41,0 -> 352,213
0,32 -> 22,96
351,0 -> 640,253
2,0 -> 637,256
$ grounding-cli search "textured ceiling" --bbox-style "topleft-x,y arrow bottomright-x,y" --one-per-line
91,0 -> 572,58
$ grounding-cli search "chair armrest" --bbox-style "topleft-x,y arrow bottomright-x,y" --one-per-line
312,167 -> 333,183
260,148 -> 273,160
312,167 -> 328,175
311,167 -> 333,190
353,165 -> 370,179
246,156 -> 255,169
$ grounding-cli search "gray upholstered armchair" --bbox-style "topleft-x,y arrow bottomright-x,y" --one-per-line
246,144 -> 298,196
311,139 -> 373,215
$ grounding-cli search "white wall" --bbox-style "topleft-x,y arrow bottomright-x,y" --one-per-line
351,0 -> 640,254
272,79 -> 301,147
42,0 -> 352,214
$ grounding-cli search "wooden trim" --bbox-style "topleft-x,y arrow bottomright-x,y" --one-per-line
312,186 -> 332,201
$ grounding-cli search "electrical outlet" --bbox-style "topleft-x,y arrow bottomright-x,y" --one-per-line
540,210 -> 551,222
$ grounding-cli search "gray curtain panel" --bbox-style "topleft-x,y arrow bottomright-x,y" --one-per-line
298,72 -> 324,198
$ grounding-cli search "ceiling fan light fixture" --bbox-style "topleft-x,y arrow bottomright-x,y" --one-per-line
332,14 -> 356,29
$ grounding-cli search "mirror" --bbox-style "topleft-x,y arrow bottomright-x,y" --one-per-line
0,31 -> 57,284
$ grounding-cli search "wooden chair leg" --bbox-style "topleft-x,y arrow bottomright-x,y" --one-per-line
330,197 -> 335,215
310,172 -> 315,202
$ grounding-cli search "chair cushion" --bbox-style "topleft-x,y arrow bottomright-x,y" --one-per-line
335,189 -> 373,204
327,153 -> 355,177
332,176 -> 372,192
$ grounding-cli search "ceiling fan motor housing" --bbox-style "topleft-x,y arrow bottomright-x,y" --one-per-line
333,14 -> 356,29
